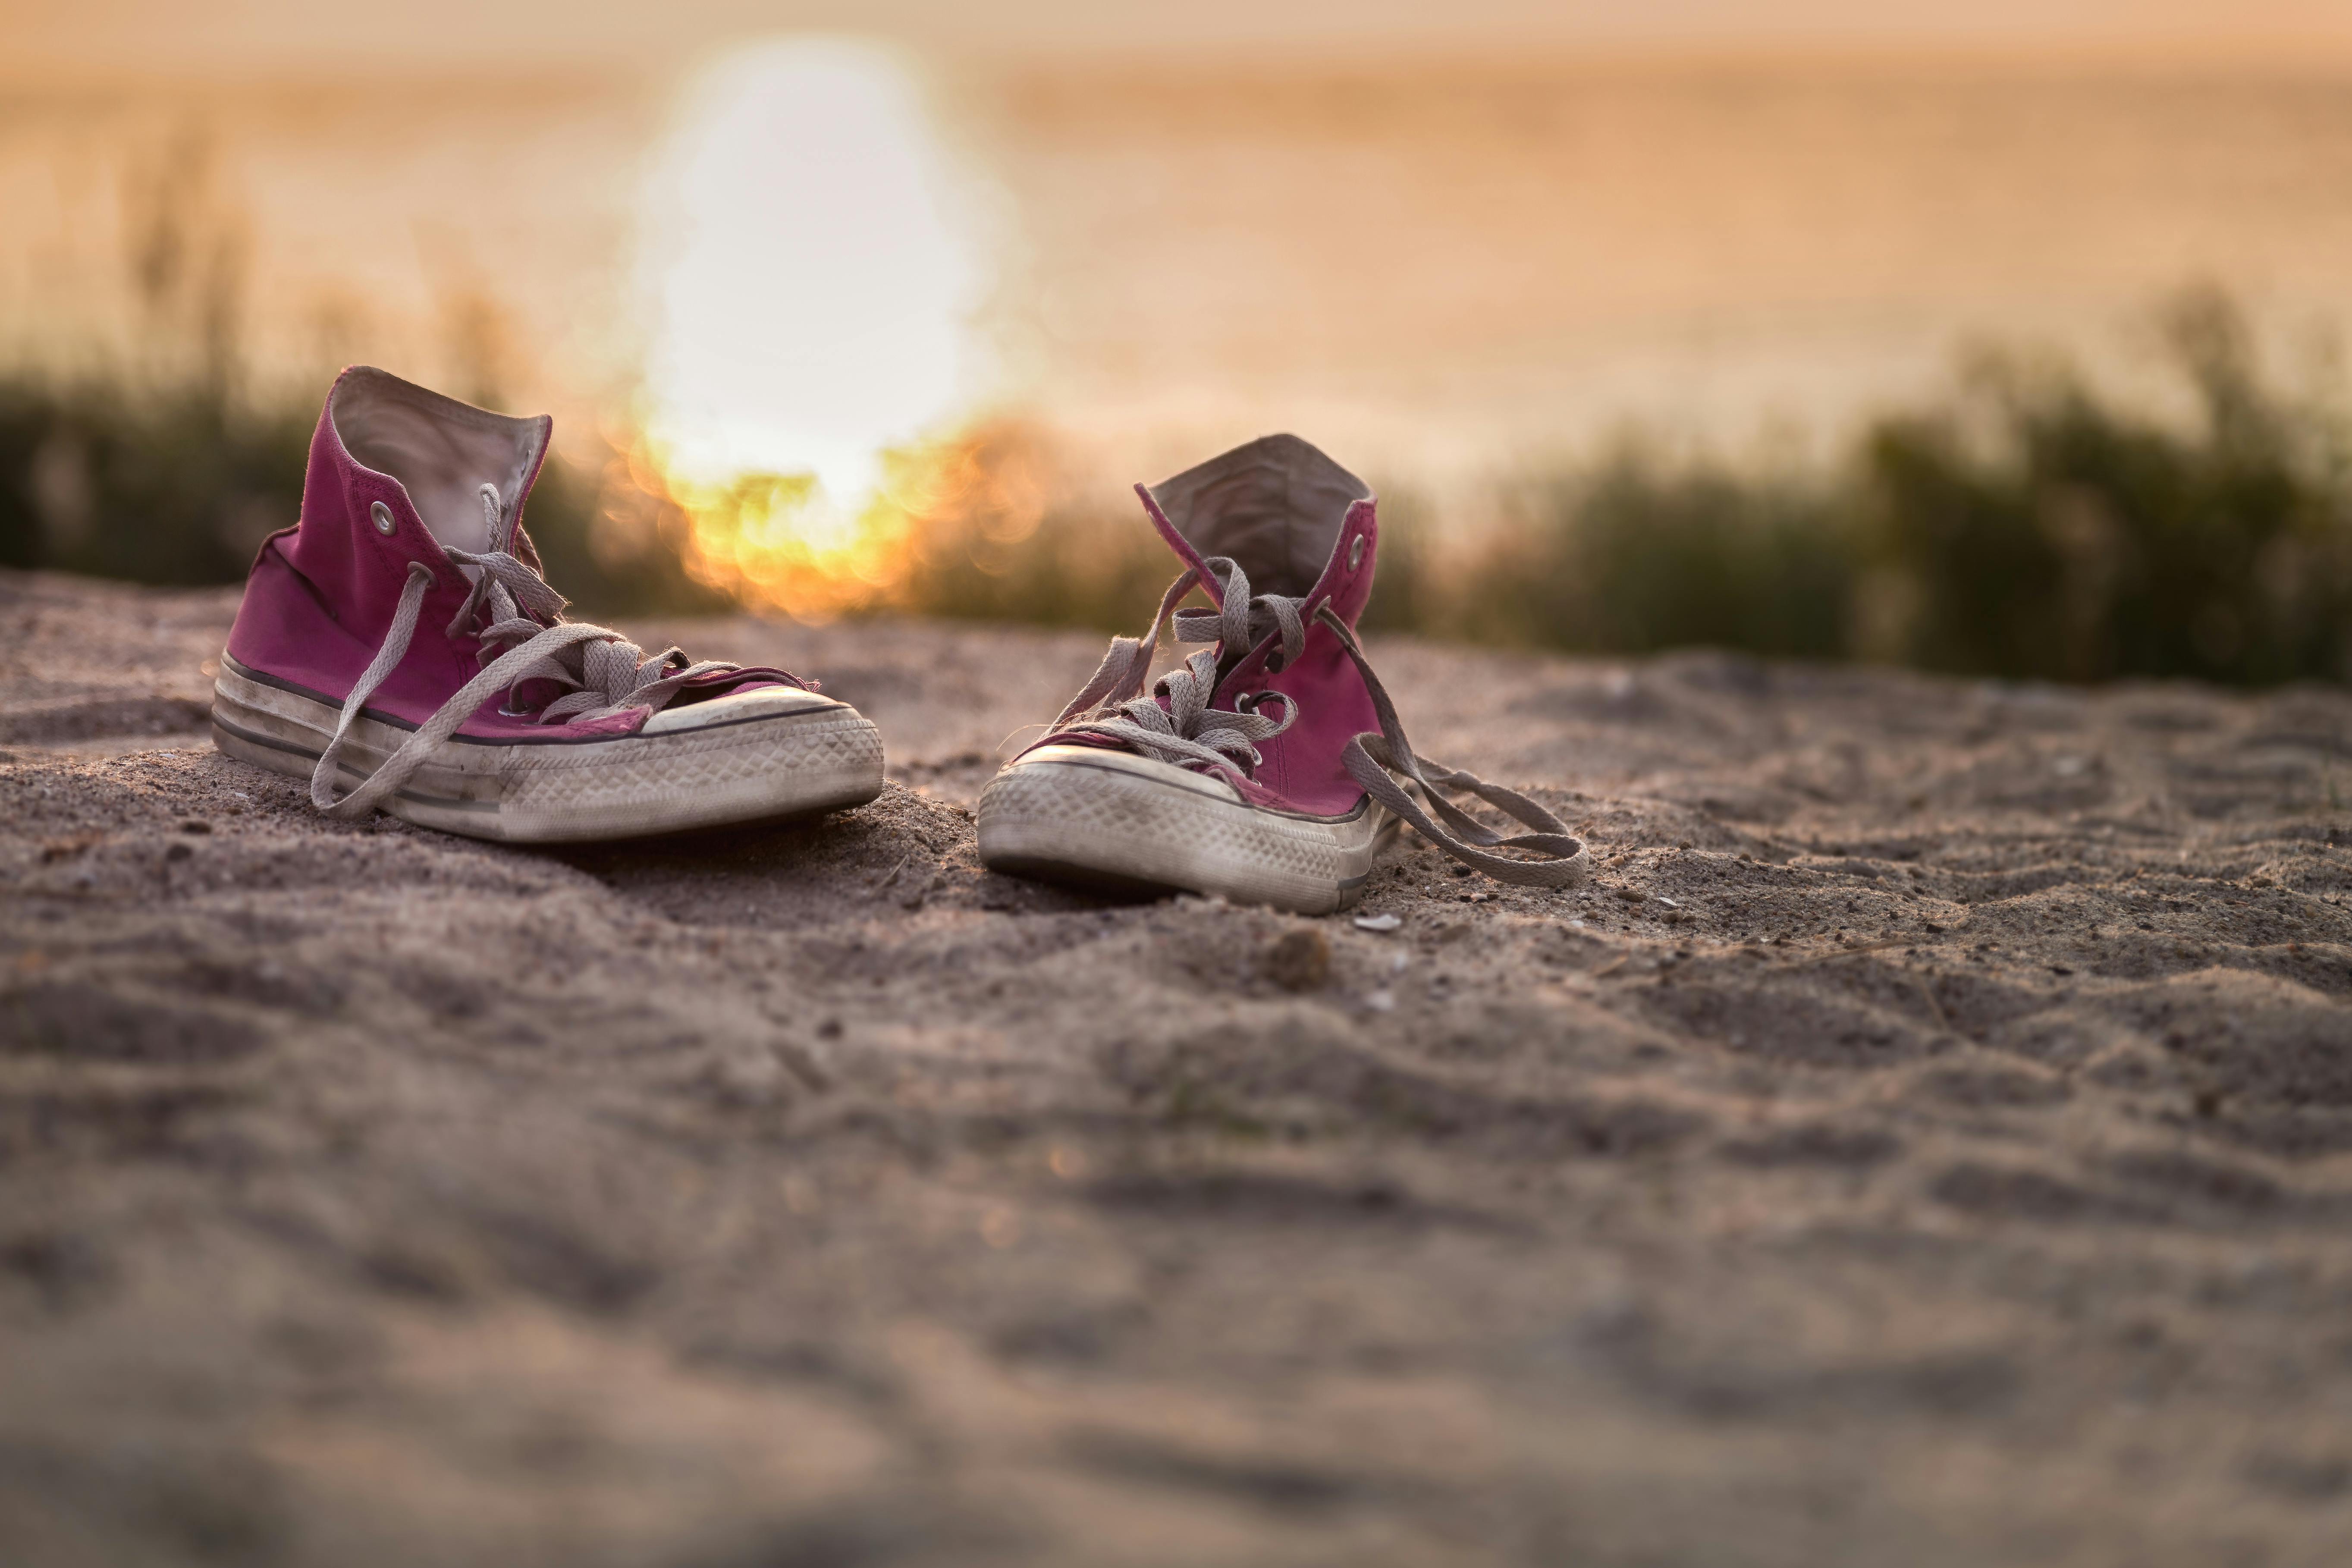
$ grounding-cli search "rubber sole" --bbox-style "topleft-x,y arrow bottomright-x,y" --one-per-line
976,745 -> 1396,914
211,655 -> 885,843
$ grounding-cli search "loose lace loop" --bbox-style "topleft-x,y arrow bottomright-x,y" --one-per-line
1311,605 -> 1588,888
310,484 -> 749,820
1049,553 -> 1589,888
1050,556 -> 1311,732
1051,556 -> 1304,778
1057,646 -> 1299,777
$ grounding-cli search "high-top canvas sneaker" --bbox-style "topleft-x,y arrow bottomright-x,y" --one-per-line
976,434 -> 1589,912
211,367 -> 884,842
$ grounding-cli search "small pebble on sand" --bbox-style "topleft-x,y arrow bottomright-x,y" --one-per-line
1261,927 -> 1332,991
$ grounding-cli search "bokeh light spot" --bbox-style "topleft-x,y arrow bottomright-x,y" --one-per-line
637,38 -> 980,502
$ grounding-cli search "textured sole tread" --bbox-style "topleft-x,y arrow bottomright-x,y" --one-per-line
977,750 -> 1394,914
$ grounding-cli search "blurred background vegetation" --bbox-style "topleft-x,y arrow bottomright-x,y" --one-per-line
1444,287 -> 2352,687
11,50 -> 2352,691
0,379 -> 729,617
4,287 -> 2349,686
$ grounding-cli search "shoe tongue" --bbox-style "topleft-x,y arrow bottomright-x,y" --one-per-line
330,367 -> 551,556
1146,434 -> 1369,599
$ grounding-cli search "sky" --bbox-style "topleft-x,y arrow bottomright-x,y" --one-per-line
7,0 -> 2352,79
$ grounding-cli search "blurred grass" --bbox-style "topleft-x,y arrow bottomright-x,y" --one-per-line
1852,290 -> 2352,685
1435,288 -> 2352,685
4,287 -> 2349,685
886,287 -> 2352,686
0,376 -> 728,617
0,124 -> 728,619
0,380 -> 311,586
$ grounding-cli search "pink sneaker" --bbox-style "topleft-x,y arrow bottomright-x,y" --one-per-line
211,367 -> 883,841
976,435 -> 1588,911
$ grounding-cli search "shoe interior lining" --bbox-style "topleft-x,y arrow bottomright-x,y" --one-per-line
1147,434 -> 1371,600
330,367 -> 547,555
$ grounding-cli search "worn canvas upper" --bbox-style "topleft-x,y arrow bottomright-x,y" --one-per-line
226,366 -> 794,740
1037,434 -> 1385,817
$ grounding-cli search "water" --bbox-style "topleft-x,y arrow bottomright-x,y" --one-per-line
6,52 -> 2352,493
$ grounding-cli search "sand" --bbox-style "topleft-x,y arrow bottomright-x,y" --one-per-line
4,566 -> 2352,1566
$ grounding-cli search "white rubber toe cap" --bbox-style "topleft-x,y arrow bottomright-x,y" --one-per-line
640,684 -> 845,735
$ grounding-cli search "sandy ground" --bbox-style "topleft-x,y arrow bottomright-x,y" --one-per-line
4,566 -> 2352,1567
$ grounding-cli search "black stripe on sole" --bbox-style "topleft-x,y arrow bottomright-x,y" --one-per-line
218,653 -> 835,747
210,712 -> 500,814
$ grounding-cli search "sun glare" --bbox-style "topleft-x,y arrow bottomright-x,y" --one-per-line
634,37 -> 983,613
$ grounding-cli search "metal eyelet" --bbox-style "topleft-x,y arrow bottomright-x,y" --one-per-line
1347,534 -> 1365,572
370,501 -> 396,536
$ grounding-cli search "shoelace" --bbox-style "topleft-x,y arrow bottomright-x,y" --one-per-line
311,484 -> 743,819
1053,559 -> 1588,887
1052,555 -> 1303,773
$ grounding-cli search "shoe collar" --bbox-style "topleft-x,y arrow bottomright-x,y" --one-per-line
1137,432 -> 1370,606
325,365 -> 553,567
1134,434 -> 1380,698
